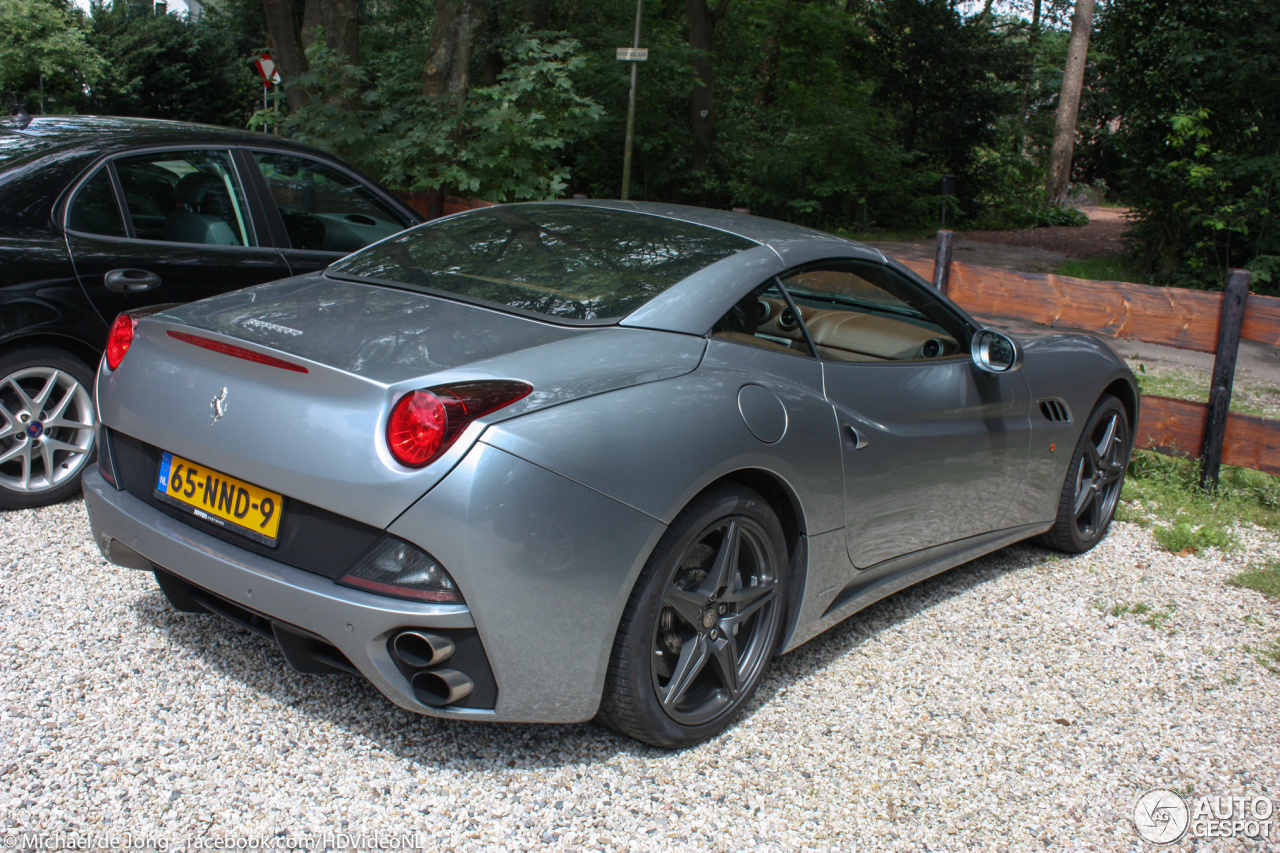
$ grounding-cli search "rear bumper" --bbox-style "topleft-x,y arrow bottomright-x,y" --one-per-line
81,467 -> 493,720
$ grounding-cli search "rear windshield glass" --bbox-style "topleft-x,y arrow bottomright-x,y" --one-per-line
328,203 -> 757,322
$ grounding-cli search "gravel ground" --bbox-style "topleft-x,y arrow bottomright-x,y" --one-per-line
3,499 -> 1280,852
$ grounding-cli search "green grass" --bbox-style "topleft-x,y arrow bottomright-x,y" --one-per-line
1245,639 -> 1280,674
1231,561 -> 1280,600
1131,366 -> 1276,418
1106,601 -> 1177,631
1053,256 -> 1147,283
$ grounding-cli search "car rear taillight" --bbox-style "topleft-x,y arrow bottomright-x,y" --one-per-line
337,537 -> 463,603
386,380 -> 532,468
105,313 -> 137,370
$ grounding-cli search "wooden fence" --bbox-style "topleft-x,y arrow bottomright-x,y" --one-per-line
900,238 -> 1280,484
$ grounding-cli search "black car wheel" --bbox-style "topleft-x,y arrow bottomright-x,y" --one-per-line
0,348 -> 97,510
598,484 -> 786,748
1038,394 -> 1131,553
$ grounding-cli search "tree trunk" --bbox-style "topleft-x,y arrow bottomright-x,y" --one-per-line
1047,0 -> 1094,205
319,0 -> 360,67
423,0 -> 488,100
262,0 -> 316,112
1014,0 -> 1041,155
299,0 -> 322,50
686,0 -> 729,172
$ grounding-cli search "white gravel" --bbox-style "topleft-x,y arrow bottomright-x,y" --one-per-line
3,500 -> 1279,852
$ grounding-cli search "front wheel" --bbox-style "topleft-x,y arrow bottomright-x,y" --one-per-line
0,347 -> 97,510
598,484 -> 787,748
1038,394 -> 1131,553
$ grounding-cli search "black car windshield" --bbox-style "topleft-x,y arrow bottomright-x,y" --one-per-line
328,203 -> 757,322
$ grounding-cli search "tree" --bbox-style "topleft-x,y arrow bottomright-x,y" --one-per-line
423,0 -> 488,98
685,0 -> 730,172
0,0 -> 103,112
1096,0 -> 1280,291
1045,0 -> 1093,204
261,0 -> 316,110
89,2 -> 259,126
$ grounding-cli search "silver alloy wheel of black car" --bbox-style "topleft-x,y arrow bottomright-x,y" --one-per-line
598,484 -> 786,748
1039,394 -> 1130,553
0,349 -> 97,509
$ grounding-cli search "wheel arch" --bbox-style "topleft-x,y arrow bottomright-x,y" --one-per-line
0,333 -> 102,373
1103,377 -> 1139,442
672,467 -> 809,652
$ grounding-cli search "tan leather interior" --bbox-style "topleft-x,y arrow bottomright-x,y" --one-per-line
755,298 -> 956,362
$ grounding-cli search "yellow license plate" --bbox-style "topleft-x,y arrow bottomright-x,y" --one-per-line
155,452 -> 284,545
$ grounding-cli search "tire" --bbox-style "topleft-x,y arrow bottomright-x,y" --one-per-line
0,347 -> 98,510
598,484 -> 788,748
1037,394 -> 1131,553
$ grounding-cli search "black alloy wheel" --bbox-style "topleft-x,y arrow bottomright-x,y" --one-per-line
599,485 -> 787,748
1039,394 -> 1131,553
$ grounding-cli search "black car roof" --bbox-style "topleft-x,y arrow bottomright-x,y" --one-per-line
0,115 -> 336,161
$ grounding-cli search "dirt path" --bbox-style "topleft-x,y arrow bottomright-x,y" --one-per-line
864,206 -> 1131,274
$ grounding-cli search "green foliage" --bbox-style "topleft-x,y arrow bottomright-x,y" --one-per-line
267,32 -> 604,200
1095,0 -> 1280,294
0,0 -> 103,111
1118,450 -> 1280,543
1231,561 -> 1280,600
1151,520 -> 1236,555
88,1 -> 261,127
1054,256 -> 1144,283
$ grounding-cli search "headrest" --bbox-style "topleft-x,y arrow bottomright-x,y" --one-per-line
172,172 -> 221,206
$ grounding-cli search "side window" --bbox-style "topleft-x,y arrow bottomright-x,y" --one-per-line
252,151 -> 410,253
112,150 -> 254,247
67,168 -> 126,237
711,280 -> 814,357
780,263 -> 966,362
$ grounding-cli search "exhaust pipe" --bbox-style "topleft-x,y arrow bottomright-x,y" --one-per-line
411,668 -> 474,707
392,631 -> 456,669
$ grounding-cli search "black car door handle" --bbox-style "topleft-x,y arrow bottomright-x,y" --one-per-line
104,269 -> 162,292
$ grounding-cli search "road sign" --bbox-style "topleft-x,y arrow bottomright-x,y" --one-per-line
254,54 -> 281,86
616,48 -> 649,61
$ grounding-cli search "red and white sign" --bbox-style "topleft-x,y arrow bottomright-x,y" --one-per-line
254,54 -> 281,86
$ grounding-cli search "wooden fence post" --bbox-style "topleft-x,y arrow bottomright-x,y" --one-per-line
932,230 -> 954,295
1199,268 -> 1251,490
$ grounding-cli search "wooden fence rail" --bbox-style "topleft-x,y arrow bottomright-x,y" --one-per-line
901,237 -> 1280,483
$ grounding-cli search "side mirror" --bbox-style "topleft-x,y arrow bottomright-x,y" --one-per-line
970,329 -> 1023,374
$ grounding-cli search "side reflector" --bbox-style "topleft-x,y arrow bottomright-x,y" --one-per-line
167,331 -> 309,373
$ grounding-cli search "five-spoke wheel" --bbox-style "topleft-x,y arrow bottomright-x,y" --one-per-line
0,348 -> 97,509
1039,394 -> 1131,553
599,485 -> 786,748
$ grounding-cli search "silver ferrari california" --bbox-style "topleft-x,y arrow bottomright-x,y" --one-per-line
83,201 -> 1136,747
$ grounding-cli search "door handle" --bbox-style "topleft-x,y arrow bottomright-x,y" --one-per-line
104,269 -> 161,292
844,424 -> 869,450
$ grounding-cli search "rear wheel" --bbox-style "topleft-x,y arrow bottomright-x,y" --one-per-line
0,348 -> 97,510
1038,394 -> 1130,553
598,484 -> 787,748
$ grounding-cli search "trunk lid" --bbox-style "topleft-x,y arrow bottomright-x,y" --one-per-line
98,275 -> 705,529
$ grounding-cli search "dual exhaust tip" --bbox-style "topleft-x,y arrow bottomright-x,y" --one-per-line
391,631 -> 474,707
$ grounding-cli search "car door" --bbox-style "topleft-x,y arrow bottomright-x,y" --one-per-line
63,148 -> 290,328
776,261 -> 1033,569
242,149 -> 417,276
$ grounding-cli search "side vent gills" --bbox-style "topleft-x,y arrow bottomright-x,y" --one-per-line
1038,399 -> 1072,424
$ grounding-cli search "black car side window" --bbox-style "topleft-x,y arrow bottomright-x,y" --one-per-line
66,168 -> 126,238
112,150 -> 255,247
252,151 -> 410,254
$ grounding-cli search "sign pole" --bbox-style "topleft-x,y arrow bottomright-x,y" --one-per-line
620,0 -> 644,200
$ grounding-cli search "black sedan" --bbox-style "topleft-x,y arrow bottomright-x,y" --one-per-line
0,115 -> 422,509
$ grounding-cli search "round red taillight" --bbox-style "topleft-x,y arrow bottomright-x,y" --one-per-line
386,390 -> 447,467
105,313 -> 137,370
